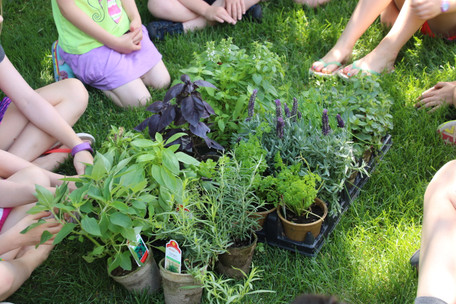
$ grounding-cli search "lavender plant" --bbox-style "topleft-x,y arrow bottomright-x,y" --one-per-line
235,97 -> 367,215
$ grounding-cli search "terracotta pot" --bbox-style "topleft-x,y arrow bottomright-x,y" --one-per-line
253,205 -> 276,229
216,234 -> 257,279
110,251 -> 161,294
159,258 -> 205,304
277,198 -> 328,242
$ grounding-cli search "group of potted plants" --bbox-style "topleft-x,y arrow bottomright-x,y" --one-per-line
26,38 -> 394,300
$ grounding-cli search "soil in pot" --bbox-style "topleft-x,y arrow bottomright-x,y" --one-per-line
159,258 -> 204,304
277,198 -> 328,242
110,252 -> 161,294
216,233 -> 257,279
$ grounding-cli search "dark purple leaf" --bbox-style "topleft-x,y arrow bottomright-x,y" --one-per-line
181,96 -> 200,126
146,114 -> 162,138
157,105 -> 176,132
134,118 -> 149,132
194,80 -> 217,89
174,108 -> 186,126
146,101 -> 168,113
181,74 -> 190,83
164,83 -> 185,103
192,94 -> 206,117
190,122 -> 210,138
203,101 -> 215,116
203,137 -> 224,151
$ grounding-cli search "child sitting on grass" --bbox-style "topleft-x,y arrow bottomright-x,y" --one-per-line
51,0 -> 171,108
146,0 -> 263,40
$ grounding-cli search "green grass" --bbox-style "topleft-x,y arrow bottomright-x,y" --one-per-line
4,0 -> 456,303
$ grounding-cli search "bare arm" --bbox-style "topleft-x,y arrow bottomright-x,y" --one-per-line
0,57 -> 93,174
56,0 -> 140,53
178,0 -> 236,24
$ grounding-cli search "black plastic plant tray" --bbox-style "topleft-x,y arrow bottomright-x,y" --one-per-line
255,134 -> 392,257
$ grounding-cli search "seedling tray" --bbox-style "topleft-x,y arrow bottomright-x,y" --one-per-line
255,134 -> 392,256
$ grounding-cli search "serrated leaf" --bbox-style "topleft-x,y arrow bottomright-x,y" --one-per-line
53,223 -> 76,245
110,212 -> 132,228
81,216 -> 102,237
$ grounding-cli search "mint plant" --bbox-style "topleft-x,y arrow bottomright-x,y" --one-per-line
181,38 -> 287,144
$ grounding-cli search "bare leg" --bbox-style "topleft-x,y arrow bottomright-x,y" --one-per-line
103,78 -> 152,108
311,0 -> 393,75
416,160 -> 456,304
141,60 -> 171,90
293,0 -> 330,8
380,1 -> 400,27
0,79 -> 88,169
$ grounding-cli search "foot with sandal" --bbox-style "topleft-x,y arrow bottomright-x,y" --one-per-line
309,0 -> 456,80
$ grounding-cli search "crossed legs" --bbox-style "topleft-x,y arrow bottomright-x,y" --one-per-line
0,79 -> 88,171
147,0 -> 260,32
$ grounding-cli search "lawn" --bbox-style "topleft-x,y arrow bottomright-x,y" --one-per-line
4,0 -> 456,303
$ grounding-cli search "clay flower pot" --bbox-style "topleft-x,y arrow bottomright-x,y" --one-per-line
216,233 -> 257,279
277,198 -> 328,242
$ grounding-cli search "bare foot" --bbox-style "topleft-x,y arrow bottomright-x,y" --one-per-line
293,0 -> 330,7
310,47 -> 352,75
340,48 -> 396,78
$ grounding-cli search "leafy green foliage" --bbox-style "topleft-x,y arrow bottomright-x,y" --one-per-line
181,38 -> 287,144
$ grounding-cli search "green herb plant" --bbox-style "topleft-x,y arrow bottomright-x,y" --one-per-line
181,38 -> 287,144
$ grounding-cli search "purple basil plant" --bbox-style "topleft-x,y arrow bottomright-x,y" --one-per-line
135,74 -> 224,153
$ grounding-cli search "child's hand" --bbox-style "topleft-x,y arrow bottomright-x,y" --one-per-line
411,0 -> 441,20
109,30 -> 142,54
13,212 -> 63,247
73,150 -> 93,175
204,6 -> 237,24
225,0 -> 246,21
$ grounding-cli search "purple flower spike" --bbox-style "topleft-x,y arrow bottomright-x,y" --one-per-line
275,99 -> 282,119
277,117 -> 284,139
322,109 -> 330,135
246,89 -> 258,121
297,111 -> 302,120
336,114 -> 345,128
291,97 -> 298,121
284,103 -> 291,118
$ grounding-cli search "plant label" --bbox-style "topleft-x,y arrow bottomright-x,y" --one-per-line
128,234 -> 149,267
165,239 -> 182,273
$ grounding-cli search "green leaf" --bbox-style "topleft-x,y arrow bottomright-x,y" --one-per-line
175,152 -> 200,165
21,219 -> 46,234
131,138 -> 155,148
119,250 -> 132,271
110,212 -> 132,228
111,201 -> 130,213
120,227 -> 137,242
34,184 -> 55,210
39,230 -> 54,245
53,223 -> 76,245
162,149 -> 180,175
165,132 -> 186,146
81,216 -> 102,237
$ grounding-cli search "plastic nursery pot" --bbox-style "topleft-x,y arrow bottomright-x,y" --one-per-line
277,198 -> 328,242
109,250 -> 161,294
159,258 -> 205,304
216,233 -> 257,279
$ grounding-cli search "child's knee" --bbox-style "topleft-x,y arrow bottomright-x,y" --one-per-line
16,167 -> 51,187
0,265 -> 15,301
153,73 -> 171,90
147,0 -> 168,16
62,78 -> 89,113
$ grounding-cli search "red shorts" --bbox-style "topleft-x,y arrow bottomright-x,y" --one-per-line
421,21 -> 456,41
0,208 -> 12,232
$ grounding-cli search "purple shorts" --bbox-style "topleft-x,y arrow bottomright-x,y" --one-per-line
0,97 -> 11,125
59,25 -> 162,91
0,207 -> 12,232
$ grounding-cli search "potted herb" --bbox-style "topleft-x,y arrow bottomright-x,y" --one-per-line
201,153 -> 264,279
135,74 -> 224,158
151,180 -> 230,304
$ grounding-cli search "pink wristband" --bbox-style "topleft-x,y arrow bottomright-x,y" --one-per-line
71,142 -> 93,157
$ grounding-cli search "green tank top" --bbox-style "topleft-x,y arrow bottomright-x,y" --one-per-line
51,0 -> 130,54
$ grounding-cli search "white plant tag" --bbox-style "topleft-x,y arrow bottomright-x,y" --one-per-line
165,239 -> 182,273
127,234 -> 149,267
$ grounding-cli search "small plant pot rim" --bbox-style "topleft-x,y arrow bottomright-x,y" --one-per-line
277,198 -> 328,242
254,205 -> 276,228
